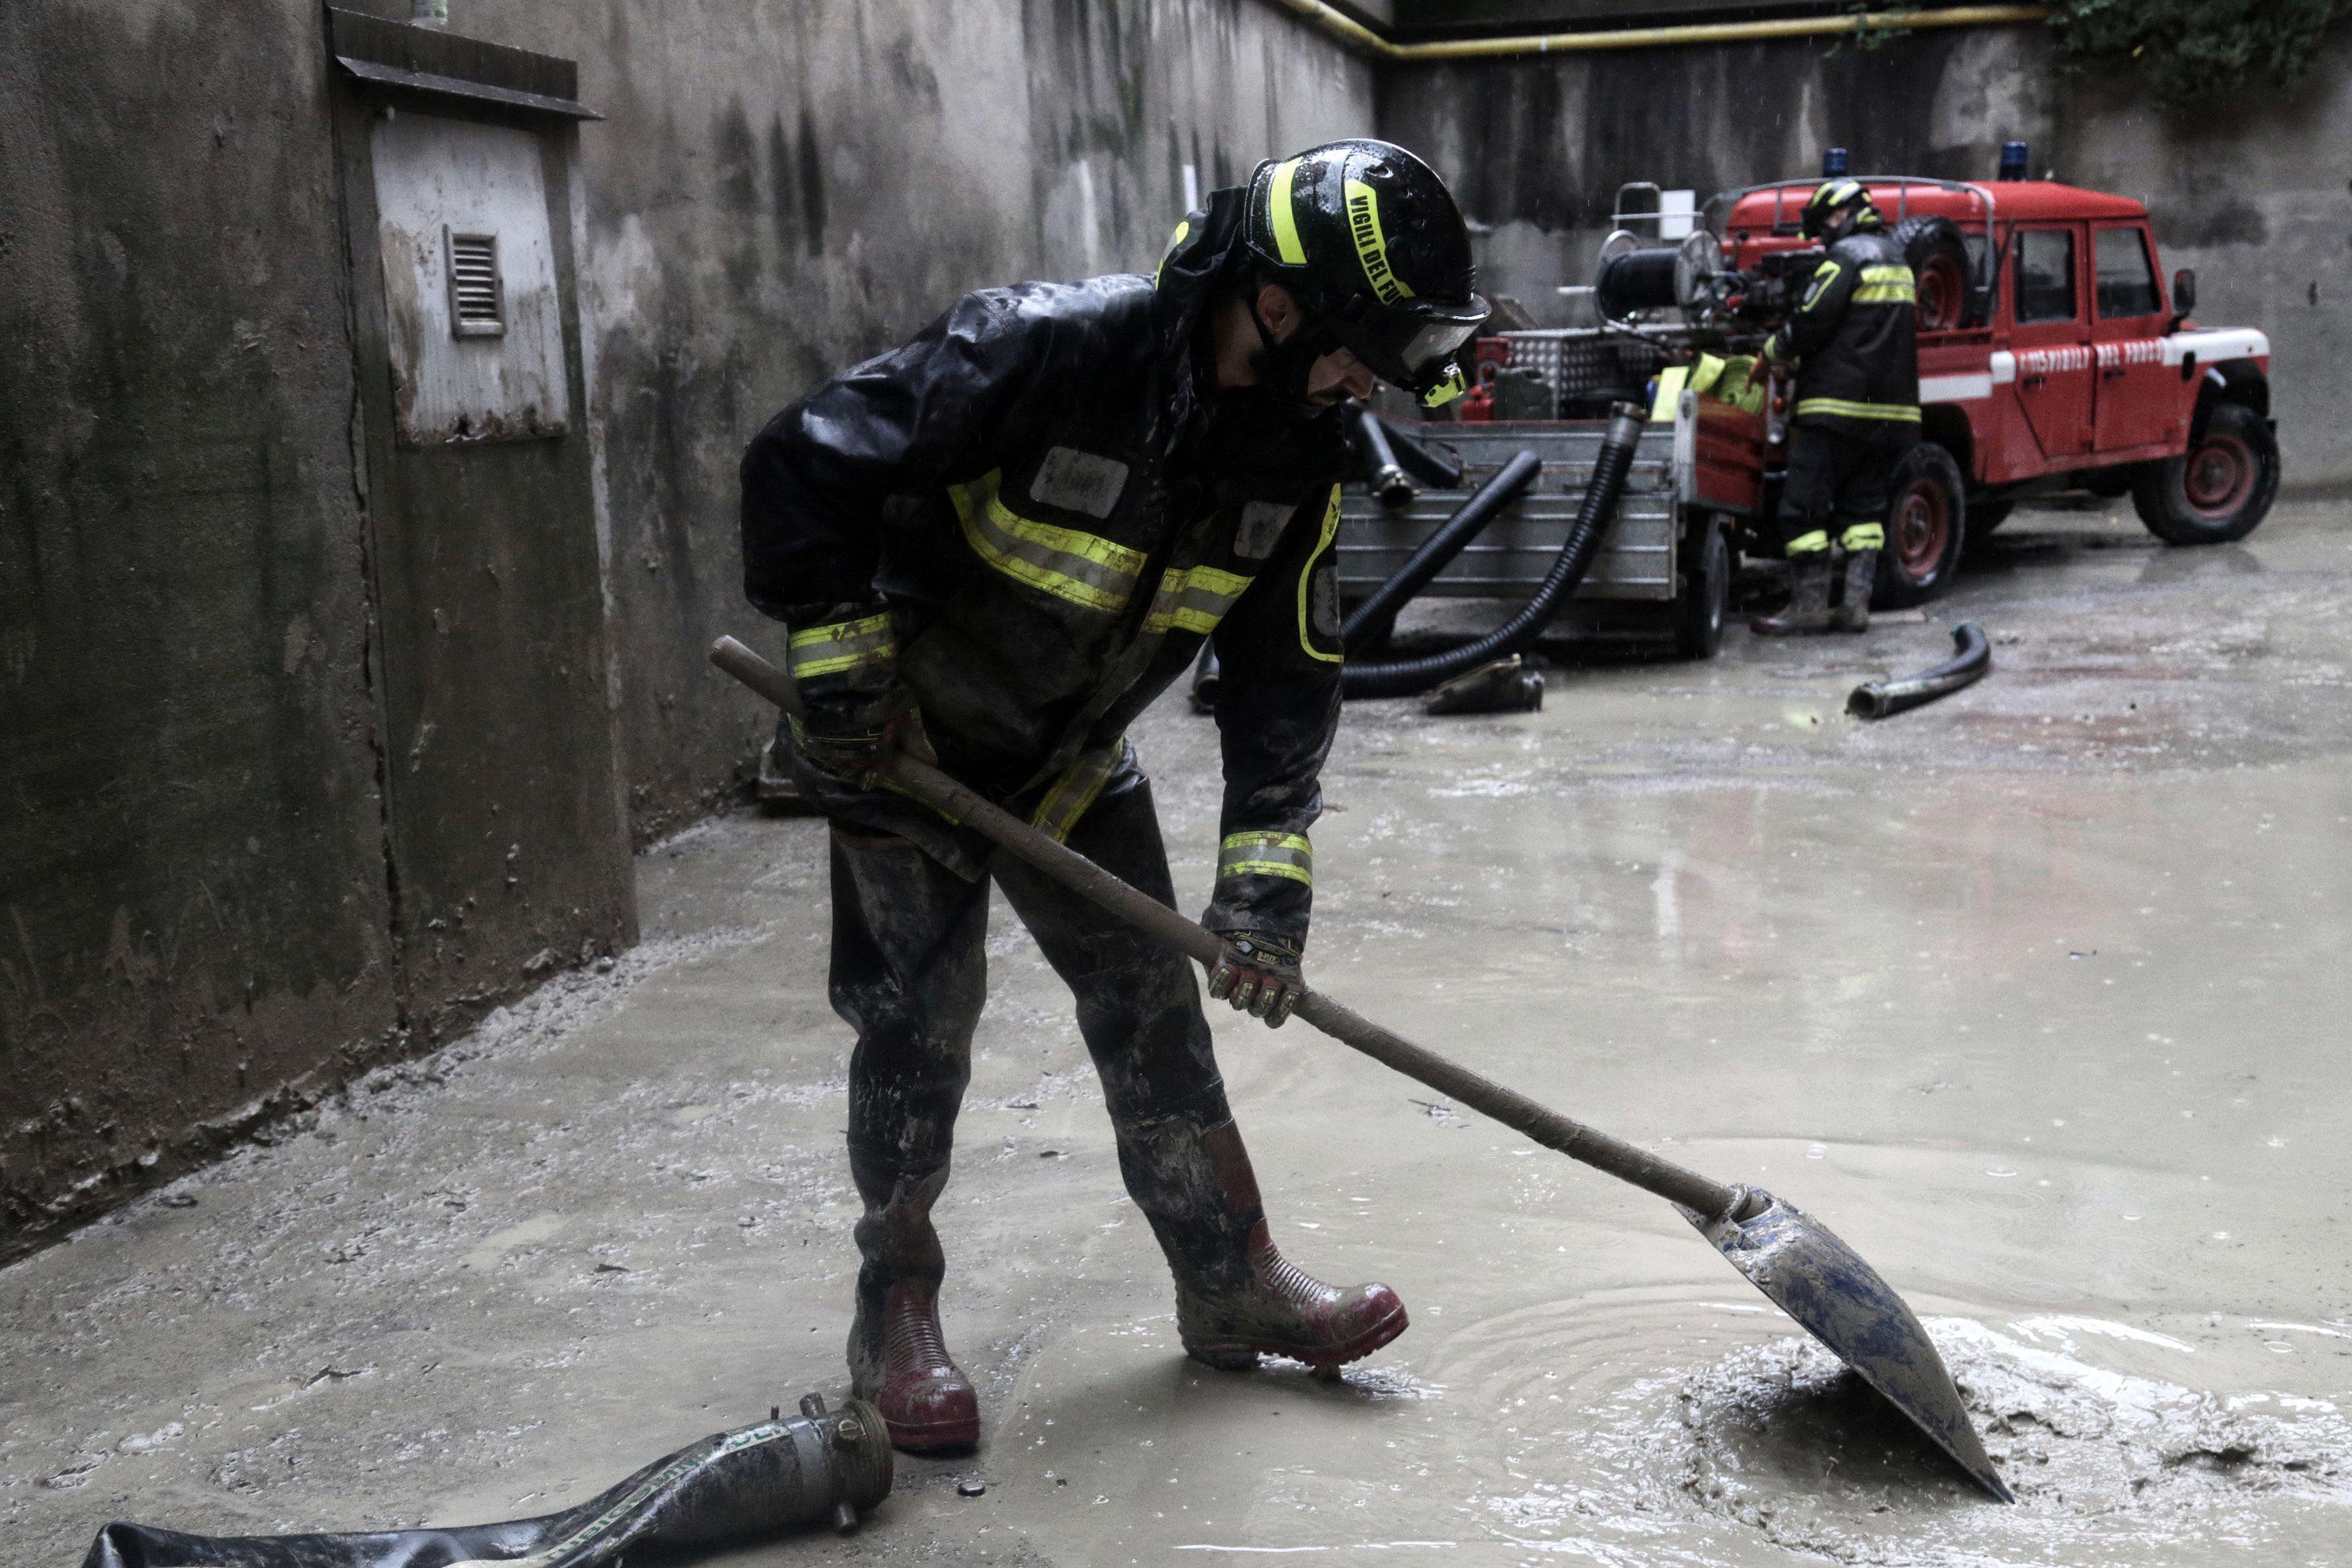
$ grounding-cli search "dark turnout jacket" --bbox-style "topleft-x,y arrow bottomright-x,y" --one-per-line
1764,223 -> 1920,436
740,189 -> 1348,942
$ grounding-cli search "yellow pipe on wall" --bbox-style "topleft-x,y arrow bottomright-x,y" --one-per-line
1261,2 -> 2051,61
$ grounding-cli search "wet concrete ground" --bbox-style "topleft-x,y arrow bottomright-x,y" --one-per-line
6,499 -> 2350,1566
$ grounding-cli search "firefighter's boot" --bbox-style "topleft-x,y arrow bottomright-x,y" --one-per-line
1750,553 -> 1836,635
1831,549 -> 1877,634
846,1157 -> 980,1452
1118,1113 -> 1407,1372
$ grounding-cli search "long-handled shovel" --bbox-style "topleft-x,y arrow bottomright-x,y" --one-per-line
711,635 -> 2013,1503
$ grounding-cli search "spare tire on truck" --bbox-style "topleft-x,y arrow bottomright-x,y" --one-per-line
2131,401 -> 2280,545
1889,214 -> 1977,331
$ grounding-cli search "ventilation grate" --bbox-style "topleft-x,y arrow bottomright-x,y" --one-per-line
446,230 -> 505,338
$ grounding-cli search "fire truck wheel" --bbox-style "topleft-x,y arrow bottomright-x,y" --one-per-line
1874,442 -> 1967,608
1673,522 -> 1730,659
2132,401 -> 2280,545
1965,499 -> 2013,539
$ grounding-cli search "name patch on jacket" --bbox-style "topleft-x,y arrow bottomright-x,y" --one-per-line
1029,448 -> 1130,519
1235,500 -> 1292,561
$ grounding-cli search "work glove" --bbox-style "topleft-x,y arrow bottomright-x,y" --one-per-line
1206,931 -> 1305,1028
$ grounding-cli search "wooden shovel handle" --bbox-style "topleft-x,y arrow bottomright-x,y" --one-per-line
712,635 -> 1744,1221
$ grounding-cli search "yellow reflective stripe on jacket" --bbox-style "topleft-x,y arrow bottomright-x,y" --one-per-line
1145,562 -> 1254,636
1219,831 -> 1312,885
1793,396 -> 1920,422
1299,484 -> 1343,663
1030,737 -> 1128,844
1799,260 -> 1843,312
1154,219 -> 1191,289
949,470 -> 1144,612
1853,264 -> 1916,305
1266,158 -> 1307,264
1343,178 -> 1412,303
786,612 -> 895,679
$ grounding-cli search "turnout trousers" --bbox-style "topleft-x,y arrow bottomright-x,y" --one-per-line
1779,424 -> 1900,557
829,760 -> 1254,1316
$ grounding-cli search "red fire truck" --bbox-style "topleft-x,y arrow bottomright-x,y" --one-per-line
1338,172 -> 2280,650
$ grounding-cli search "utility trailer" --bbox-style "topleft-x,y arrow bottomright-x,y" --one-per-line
1336,407 -> 1734,660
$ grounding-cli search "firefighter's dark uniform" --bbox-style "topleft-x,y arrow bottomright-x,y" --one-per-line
1763,223 -> 1920,555
738,190 -> 1352,1394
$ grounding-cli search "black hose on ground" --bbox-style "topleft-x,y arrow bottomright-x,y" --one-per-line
80,1398 -> 894,1568
1846,621 -> 1992,719
1341,403 -> 1648,702
1341,449 -> 1544,650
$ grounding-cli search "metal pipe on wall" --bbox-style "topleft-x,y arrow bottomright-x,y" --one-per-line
1260,2 -> 2049,60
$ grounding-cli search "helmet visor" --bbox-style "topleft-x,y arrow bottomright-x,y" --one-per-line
1332,292 -> 1492,396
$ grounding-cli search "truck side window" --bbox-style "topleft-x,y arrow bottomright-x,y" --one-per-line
2014,229 -> 2076,323
2094,226 -> 2160,318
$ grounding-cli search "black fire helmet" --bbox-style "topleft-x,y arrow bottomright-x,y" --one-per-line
1242,139 -> 1489,408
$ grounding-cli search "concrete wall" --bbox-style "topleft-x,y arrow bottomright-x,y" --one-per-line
0,0 -> 1364,1254
1378,22 -> 2352,486
459,0 -> 1373,841
0,0 -> 399,1245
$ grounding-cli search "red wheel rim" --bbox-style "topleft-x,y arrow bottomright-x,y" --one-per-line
1893,479 -> 1951,581
1916,255 -> 1965,331
2182,432 -> 2254,519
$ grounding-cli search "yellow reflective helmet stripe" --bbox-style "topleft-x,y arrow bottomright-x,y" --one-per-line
1793,396 -> 1921,422
1841,522 -> 1886,550
1343,177 -> 1413,304
1298,484 -> 1344,663
1030,738 -> 1129,844
1219,830 -> 1313,885
1155,218 -> 1191,289
786,612 -> 895,679
1785,529 -> 1831,555
1145,561 -> 1255,636
949,470 -> 1145,612
1266,158 -> 1308,265
1810,178 -> 1863,211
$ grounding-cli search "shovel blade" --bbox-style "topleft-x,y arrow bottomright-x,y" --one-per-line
1686,1190 -> 2013,1503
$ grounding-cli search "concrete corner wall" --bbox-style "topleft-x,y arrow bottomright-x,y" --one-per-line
0,1 -> 398,1240
461,0 -> 1372,843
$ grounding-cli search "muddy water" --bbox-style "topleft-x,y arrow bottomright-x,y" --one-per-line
3,506 -> 2350,1566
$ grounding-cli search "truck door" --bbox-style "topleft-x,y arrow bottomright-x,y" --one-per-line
2007,224 -> 2094,462
2089,224 -> 2178,455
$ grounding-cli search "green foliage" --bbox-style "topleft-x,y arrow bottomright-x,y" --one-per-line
2045,0 -> 2352,106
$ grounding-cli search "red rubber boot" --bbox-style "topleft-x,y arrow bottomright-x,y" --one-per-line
846,1159 -> 979,1452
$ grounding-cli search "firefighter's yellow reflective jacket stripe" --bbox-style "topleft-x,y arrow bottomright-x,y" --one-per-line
1266,158 -> 1308,264
1145,563 -> 1255,636
1343,178 -> 1412,304
1853,264 -> 1916,305
1793,396 -> 1920,422
786,613 -> 895,679
948,470 -> 1145,612
1840,521 -> 1886,550
1800,260 -> 1844,313
1154,219 -> 1191,289
1298,485 -> 1343,663
1030,738 -> 1129,843
1219,830 -> 1313,885
1785,528 -> 1830,555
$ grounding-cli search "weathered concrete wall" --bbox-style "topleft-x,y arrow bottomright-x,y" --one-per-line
0,1 -> 399,1243
457,0 -> 1373,841
1377,21 -> 2352,486
2057,34 -> 2352,490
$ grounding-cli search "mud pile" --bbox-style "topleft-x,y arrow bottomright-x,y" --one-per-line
1662,1320 -> 2351,1564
